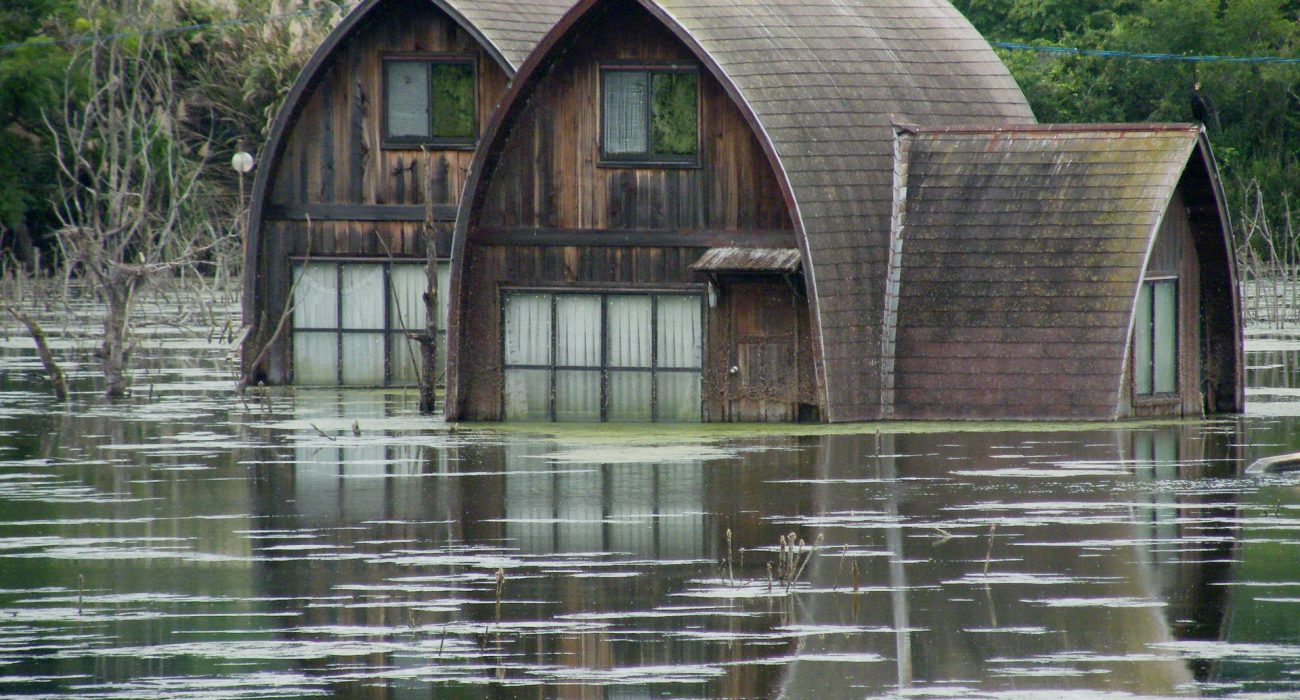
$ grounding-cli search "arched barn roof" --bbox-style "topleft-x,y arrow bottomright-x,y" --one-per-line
888,124 -> 1241,419
243,0 -> 572,330
449,0 -> 1038,421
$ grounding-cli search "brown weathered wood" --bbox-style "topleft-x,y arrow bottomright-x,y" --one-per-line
265,203 -> 456,222
476,227 -> 796,248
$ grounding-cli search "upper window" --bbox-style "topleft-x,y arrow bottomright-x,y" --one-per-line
600,66 -> 698,164
383,57 -> 476,147
1134,278 -> 1177,396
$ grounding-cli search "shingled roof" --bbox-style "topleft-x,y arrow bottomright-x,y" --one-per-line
886,124 -> 1219,420
449,0 -> 1038,422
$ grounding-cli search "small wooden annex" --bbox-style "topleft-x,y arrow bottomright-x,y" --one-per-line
443,0 -> 1244,423
242,0 -> 570,386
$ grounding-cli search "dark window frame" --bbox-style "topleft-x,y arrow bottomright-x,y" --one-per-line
598,63 -> 701,168
289,260 -> 438,387
1134,276 -> 1179,398
500,288 -> 707,422
381,54 -> 478,150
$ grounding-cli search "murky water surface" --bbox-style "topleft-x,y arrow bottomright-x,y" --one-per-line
5,296 -> 1300,698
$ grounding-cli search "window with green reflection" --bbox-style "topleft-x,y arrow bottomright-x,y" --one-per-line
601,66 -> 698,163
383,57 -> 476,146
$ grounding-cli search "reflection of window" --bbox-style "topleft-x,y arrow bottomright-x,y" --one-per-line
504,444 -> 705,558
1135,279 -> 1177,395
600,67 -> 698,163
501,291 -> 703,421
383,57 -> 476,146
291,262 -> 448,386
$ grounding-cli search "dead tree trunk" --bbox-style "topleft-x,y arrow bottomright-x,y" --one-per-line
3,305 -> 70,400
418,148 -> 439,415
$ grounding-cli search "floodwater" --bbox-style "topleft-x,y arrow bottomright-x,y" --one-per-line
4,295 -> 1300,698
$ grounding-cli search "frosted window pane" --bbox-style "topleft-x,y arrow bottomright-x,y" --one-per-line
388,265 -> 428,334
656,372 -> 700,422
504,294 -> 552,365
555,370 -> 600,421
1154,281 -> 1177,393
504,369 -> 550,420
293,264 -> 338,329
1135,283 -> 1153,394
608,370 -> 651,422
607,295 -> 651,368
389,332 -> 420,385
436,262 -> 451,330
608,463 -> 654,556
340,265 -> 384,330
657,295 -> 702,368
341,333 -> 384,385
603,71 -> 648,155
293,333 -> 338,385
556,296 -> 602,367
386,61 -> 430,138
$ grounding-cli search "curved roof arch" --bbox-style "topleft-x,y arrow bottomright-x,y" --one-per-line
448,0 -> 1036,421
244,0 -> 571,326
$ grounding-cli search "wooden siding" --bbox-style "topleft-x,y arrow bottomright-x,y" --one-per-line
453,0 -> 798,420
474,1 -> 791,232
1125,191 -> 1203,418
249,0 -> 512,384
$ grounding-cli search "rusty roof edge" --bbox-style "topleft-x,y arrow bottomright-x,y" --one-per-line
1112,131 -> 1202,419
909,123 -> 1202,136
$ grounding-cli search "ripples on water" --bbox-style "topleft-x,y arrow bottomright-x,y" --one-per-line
3,301 -> 1300,698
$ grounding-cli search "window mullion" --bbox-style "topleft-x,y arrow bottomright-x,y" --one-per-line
643,69 -> 655,159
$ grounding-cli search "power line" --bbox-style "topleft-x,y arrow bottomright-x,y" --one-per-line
0,2 -> 356,54
992,41 -> 1300,65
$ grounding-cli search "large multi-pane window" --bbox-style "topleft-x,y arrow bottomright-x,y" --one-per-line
1134,278 -> 1177,395
291,261 -> 449,386
600,66 -> 698,163
383,57 -> 476,147
501,291 -> 703,421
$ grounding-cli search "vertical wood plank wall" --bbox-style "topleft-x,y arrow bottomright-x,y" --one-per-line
457,0 -> 801,420
253,1 -> 510,383
1126,189 -> 1203,418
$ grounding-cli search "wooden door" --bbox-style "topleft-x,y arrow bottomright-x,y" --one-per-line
725,281 -> 799,421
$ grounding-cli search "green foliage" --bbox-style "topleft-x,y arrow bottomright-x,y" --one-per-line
953,0 -> 1300,233
430,62 -> 475,140
650,72 -> 697,157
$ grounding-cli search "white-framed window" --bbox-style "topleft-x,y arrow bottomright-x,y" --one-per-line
1134,278 -> 1177,395
291,261 -> 449,386
501,291 -> 703,422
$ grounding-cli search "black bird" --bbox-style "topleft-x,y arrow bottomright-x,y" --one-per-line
1191,82 -> 1220,131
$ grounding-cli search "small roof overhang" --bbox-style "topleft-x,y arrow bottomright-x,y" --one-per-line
690,247 -> 802,274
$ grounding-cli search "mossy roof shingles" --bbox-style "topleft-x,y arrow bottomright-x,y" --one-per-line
653,0 -> 1036,421
891,125 -> 1203,420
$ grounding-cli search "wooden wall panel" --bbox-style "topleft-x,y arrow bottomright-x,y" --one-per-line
253,0 -> 510,383
473,3 -> 792,234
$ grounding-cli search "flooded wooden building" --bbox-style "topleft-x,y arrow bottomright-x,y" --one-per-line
443,0 -> 1243,423
241,0 -> 571,386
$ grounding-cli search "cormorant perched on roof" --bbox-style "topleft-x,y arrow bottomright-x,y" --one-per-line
1191,82 -> 1220,131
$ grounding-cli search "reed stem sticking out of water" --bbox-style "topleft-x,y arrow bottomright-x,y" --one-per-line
494,568 -> 506,621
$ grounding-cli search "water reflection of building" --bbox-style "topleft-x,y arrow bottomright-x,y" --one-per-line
775,426 -> 1243,699
250,410 -> 1248,699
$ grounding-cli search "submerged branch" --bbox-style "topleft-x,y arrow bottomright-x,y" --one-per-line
3,305 -> 70,401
